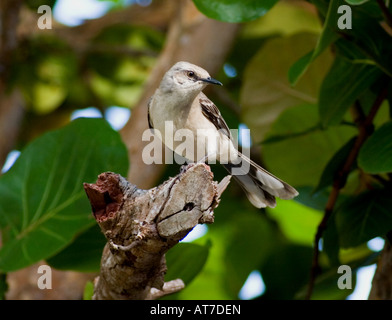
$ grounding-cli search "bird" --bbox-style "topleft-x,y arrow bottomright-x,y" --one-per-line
147,61 -> 298,208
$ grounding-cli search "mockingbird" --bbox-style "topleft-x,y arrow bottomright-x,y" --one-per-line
148,61 -> 298,208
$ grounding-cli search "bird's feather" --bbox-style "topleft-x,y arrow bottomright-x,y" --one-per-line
199,93 -> 231,139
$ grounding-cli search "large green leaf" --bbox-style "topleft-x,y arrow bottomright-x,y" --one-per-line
46,224 -> 106,272
296,264 -> 356,300
223,213 -> 277,296
312,0 -> 390,120
319,57 -> 382,127
358,121 -> 392,174
240,0 -> 322,38
0,118 -> 128,272
342,4 -> 392,77
240,33 -> 333,142
260,244 -> 313,299
295,186 -> 330,212
171,193 -> 266,300
322,211 -> 341,267
165,242 -> 210,286
288,0 -> 339,86
345,0 -> 370,4
262,104 -> 357,187
313,137 -> 357,194
336,188 -> 392,248
267,199 -> 322,246
314,1 -> 389,127
193,0 -> 278,23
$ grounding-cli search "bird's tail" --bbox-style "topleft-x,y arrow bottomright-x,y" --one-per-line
222,151 -> 298,208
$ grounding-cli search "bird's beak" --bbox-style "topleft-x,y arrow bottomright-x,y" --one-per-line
200,77 -> 223,86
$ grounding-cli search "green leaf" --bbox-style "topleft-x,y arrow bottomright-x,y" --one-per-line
46,224 -> 106,272
193,0 -> 278,23
319,57 -> 382,127
262,124 -> 322,144
169,235 -> 231,299
165,242 -> 210,286
296,265 -> 355,300
241,33 -> 333,142
267,199 -> 322,246
342,5 -> 392,77
240,1 -> 322,38
260,244 -> 313,299
262,104 -> 357,187
223,213 -> 277,296
288,0 -> 339,86
336,188 -> 392,247
288,50 -> 314,87
295,186 -> 330,211
358,121 -> 392,174
0,273 -> 7,300
83,281 -> 94,300
171,195 -> 266,300
323,211 -> 341,267
0,118 -> 128,272
313,137 -> 357,194
345,0 -> 370,5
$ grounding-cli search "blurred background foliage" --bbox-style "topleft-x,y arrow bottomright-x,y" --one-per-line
0,0 -> 392,300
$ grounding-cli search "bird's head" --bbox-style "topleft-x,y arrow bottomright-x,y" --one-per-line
160,61 -> 222,94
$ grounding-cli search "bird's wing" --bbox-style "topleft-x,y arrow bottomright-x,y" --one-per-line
199,93 -> 231,139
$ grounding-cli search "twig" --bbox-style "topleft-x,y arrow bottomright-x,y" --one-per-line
83,44 -> 158,58
305,87 -> 388,299
377,0 -> 392,29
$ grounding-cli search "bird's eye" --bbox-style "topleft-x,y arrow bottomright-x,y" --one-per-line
187,71 -> 195,78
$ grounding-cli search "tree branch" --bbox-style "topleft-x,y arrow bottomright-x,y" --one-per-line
376,0 -> 392,30
0,0 -> 24,169
84,164 -> 230,300
369,240 -> 392,299
306,86 -> 388,300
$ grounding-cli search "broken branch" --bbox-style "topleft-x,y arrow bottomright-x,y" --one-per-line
84,163 -> 230,300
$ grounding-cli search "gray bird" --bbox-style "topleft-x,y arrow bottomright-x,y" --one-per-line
148,61 -> 298,208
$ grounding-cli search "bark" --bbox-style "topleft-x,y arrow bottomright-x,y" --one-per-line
369,241 -> 392,300
84,163 -> 230,300
120,0 -> 240,189
0,0 -> 24,169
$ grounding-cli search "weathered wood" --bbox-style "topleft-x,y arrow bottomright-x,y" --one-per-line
84,163 -> 230,300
